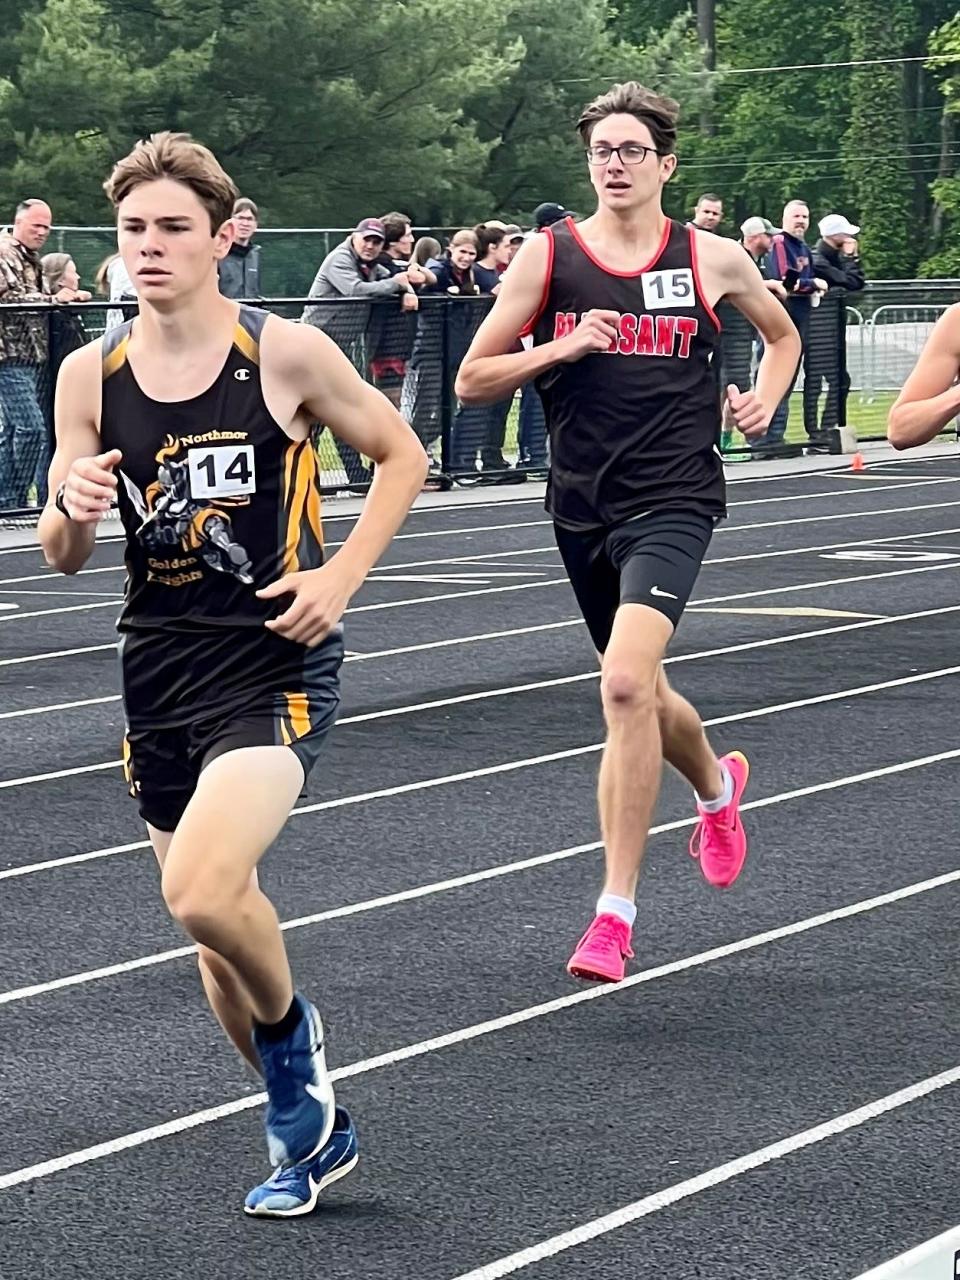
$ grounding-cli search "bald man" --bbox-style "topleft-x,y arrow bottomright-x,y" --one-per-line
0,199 -> 75,507
761,200 -> 828,449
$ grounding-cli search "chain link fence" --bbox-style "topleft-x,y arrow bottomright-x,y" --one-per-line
0,280 -> 951,520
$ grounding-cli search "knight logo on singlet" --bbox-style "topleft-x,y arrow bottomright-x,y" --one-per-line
552,311 -> 699,359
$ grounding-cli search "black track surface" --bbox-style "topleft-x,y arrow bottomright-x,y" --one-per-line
2,456 -> 960,1280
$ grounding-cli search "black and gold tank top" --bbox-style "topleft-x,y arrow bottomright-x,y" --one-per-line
99,305 -> 330,727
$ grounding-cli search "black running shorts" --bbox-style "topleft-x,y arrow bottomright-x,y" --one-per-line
122,631 -> 343,832
554,508 -> 716,653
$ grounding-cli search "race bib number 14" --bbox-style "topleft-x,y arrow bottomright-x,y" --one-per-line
188,445 -> 257,498
641,268 -> 695,310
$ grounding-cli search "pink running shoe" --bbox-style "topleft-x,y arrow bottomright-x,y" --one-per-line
689,751 -> 750,889
566,913 -> 634,983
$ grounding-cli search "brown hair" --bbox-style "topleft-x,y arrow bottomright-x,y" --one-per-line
40,252 -> 73,293
380,211 -> 412,246
411,236 -> 441,267
473,223 -> 504,257
103,132 -> 238,234
233,196 -> 259,219
576,81 -> 680,155
697,192 -> 722,206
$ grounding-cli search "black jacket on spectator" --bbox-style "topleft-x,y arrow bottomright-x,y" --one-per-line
409,256 -> 486,370
812,239 -> 865,292
218,242 -> 262,299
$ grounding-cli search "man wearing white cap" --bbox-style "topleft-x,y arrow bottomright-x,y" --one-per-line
809,214 -> 866,436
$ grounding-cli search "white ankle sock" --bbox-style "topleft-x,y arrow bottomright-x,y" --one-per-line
696,762 -> 733,813
596,893 -> 636,927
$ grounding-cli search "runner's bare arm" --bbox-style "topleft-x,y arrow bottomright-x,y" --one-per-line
270,321 -> 427,589
707,235 -> 802,431
888,304 -> 960,449
38,342 -> 120,575
455,235 -> 620,405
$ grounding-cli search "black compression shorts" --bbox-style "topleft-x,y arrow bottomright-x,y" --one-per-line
554,509 -> 715,653
122,631 -> 343,832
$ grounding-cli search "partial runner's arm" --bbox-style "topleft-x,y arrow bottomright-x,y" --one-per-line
705,234 -> 802,437
38,341 -> 120,575
455,233 -> 620,405
888,304 -> 960,449
256,320 -> 428,646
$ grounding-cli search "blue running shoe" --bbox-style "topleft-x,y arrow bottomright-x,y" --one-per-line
244,1106 -> 358,1218
253,994 -> 335,1168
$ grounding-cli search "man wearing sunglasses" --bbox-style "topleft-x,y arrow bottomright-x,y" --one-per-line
457,81 -> 801,985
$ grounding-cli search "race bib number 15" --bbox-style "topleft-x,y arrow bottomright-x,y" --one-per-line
641,268 -> 695,310
188,445 -> 257,498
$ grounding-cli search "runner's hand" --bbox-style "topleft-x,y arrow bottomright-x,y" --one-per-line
257,560 -> 355,647
559,310 -> 620,362
724,384 -> 768,439
60,448 -> 122,522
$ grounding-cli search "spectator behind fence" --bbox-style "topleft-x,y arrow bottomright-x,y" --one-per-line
719,216 -> 787,451
762,199 -> 828,450
218,197 -> 261,299
402,230 -> 479,468
96,252 -> 137,331
501,224 -> 524,265
412,236 -> 441,268
41,252 -> 92,357
370,211 -> 431,411
690,193 -> 723,233
303,217 -> 416,485
808,212 -> 866,436
533,202 -> 575,231
450,225 -> 519,477
0,199 -> 75,509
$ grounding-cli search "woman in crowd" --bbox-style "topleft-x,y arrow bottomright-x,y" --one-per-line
95,251 -> 137,331
402,230 -> 480,470
35,253 -> 91,502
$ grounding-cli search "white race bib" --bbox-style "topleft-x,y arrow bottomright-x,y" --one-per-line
641,268 -> 695,310
187,445 -> 256,498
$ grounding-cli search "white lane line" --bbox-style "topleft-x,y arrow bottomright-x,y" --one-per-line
5,514 -> 960,630
0,588 -> 122,597
0,642 -> 116,670
2,794 -> 959,1191
368,499 -> 960,574
1,652 -> 957,929
450,1063 -> 960,1280
0,696 -> 122,722
4,601 -> 960,792
2,475 -> 955,576
0,600 -> 118,624
3,556 -> 959,685
853,1224 -> 960,1278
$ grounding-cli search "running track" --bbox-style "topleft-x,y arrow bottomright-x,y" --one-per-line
1,448 -> 959,1279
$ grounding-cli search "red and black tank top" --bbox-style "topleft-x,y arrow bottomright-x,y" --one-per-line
99,305 -> 329,727
529,218 -> 725,530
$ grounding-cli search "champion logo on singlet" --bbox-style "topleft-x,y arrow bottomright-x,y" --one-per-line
552,311 -> 699,359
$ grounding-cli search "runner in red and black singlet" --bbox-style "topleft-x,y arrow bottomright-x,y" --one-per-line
458,81 -> 801,985
39,132 -> 427,1216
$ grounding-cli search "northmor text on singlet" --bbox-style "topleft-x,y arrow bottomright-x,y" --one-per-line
99,305 -> 328,728
528,218 -> 725,530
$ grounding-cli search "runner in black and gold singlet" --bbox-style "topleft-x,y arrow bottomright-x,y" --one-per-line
457,82 -> 801,986
100,304 -> 342,823
39,131 -> 427,1217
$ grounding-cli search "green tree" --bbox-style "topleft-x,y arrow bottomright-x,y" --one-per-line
921,13 -> 960,275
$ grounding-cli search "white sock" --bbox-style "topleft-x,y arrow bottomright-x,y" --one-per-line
596,893 -> 636,928
696,762 -> 733,813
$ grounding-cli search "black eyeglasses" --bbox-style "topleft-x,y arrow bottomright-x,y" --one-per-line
585,143 -> 660,166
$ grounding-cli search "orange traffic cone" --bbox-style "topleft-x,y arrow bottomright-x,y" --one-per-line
851,451 -> 865,472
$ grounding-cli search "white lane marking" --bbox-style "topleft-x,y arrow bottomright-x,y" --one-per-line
2,654 -> 958,918
450,1063 -> 960,1280
2,801 -> 960,1191
0,600 -> 117,624
690,606 -> 883,619
6,515 -> 960,629
0,588 -> 123,597
853,1224 -> 960,1278
0,642 -> 115,670
2,474 -> 955,573
0,696 -> 122,722
364,499 -> 960,574
1,551 -> 958,683
4,601 -> 960,791
0,603 -> 17,611
2,556 -> 959,681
